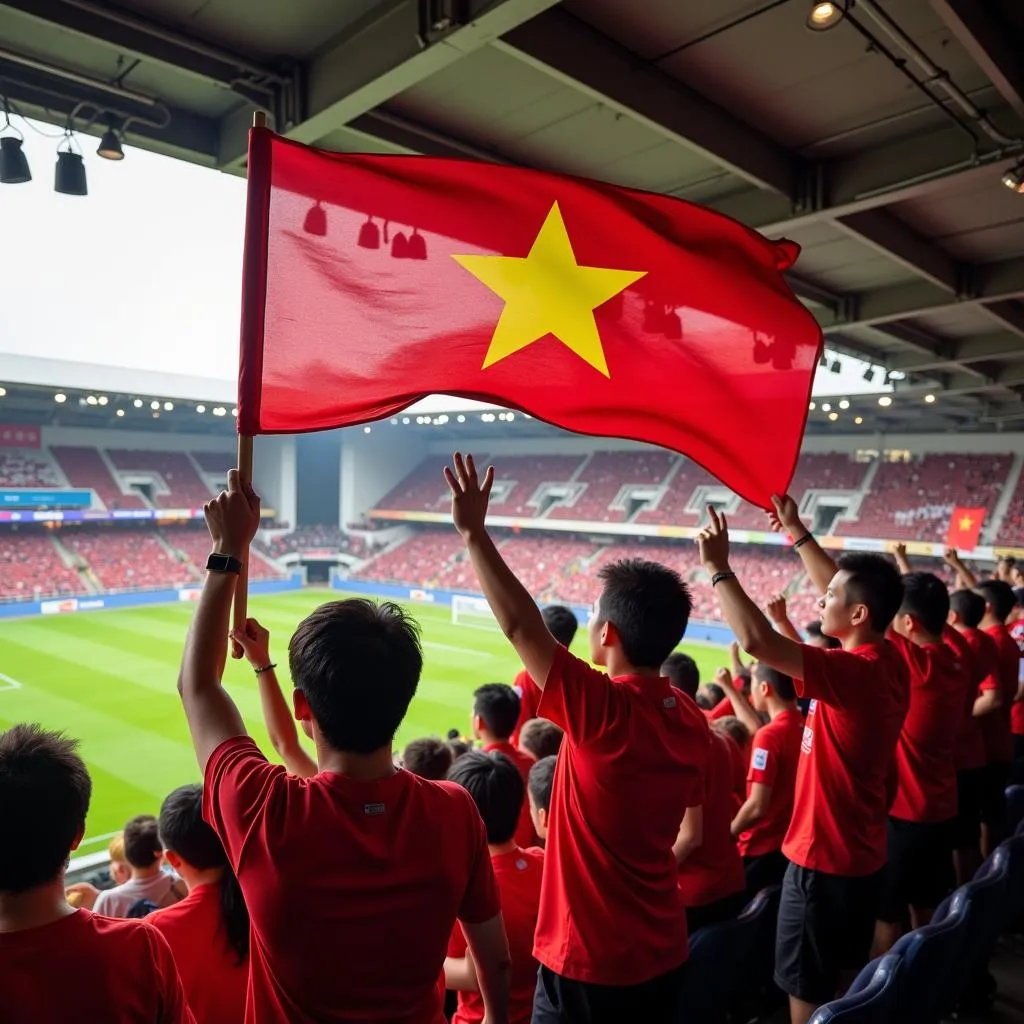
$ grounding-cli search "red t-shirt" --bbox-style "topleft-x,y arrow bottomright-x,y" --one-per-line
147,882 -> 247,1024
510,669 -> 541,747
204,737 -> 499,1024
947,626 -> 989,772
448,846 -> 544,1024
982,624 -> 1020,763
0,908 -> 192,1023
1009,619 -> 1024,736
783,642 -> 910,876
737,708 -> 804,858
482,740 -> 540,849
677,730 -> 746,908
535,646 -> 709,985
888,632 -> 967,823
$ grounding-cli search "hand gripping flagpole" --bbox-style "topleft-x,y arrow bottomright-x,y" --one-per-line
233,109 -> 268,647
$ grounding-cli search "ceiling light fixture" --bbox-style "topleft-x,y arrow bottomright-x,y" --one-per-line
54,393 -> 66,403
878,395 -> 893,407
809,401 -> 816,411
163,401 -> 173,411
854,416 -> 863,424
54,131 -> 87,196
828,412 -> 839,421
863,366 -> 876,383
133,398 -> 143,408
97,126 -> 124,161
822,403 -> 832,412
116,408 -> 125,417
196,404 -> 205,413
924,394 -> 936,404
838,399 -> 850,410
1001,161 -> 1024,194
830,359 -> 842,374
0,100 -> 30,184
806,0 -> 849,32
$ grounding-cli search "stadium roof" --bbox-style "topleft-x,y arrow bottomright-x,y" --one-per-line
2,0 -> 1023,437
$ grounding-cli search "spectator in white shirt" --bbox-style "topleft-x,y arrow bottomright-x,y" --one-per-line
93,815 -> 185,918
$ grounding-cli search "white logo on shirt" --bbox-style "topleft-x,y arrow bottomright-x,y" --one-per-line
800,726 -> 814,756
363,802 -> 386,816
752,747 -> 769,771
516,858 -> 528,871
662,695 -> 677,708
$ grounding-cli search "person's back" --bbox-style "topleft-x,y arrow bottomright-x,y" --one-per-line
0,724 -> 191,1024
93,814 -> 184,919
510,605 -> 577,747
676,729 -> 745,927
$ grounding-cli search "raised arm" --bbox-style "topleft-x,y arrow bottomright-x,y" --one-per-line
944,548 -> 977,590
768,493 -> 838,595
178,470 -> 259,772
893,543 -> 912,576
233,618 -> 317,779
699,507 -> 806,681
445,453 -> 558,688
729,640 -> 747,679
766,593 -> 803,644
715,666 -> 764,737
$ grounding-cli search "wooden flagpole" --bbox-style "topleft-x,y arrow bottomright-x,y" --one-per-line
232,108 -> 266,643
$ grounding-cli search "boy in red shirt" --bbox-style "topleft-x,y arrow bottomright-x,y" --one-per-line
471,683 -> 538,848
732,665 -> 803,895
179,470 -> 510,1024
699,499 -> 908,1024
874,571 -> 966,952
445,751 -> 544,1024
517,718 -> 564,762
149,784 -> 249,1024
527,755 -> 557,844
510,605 -> 578,746
0,724 -> 193,1024
446,453 -> 709,1024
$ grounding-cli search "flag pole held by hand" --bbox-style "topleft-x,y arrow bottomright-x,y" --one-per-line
233,108 -> 268,650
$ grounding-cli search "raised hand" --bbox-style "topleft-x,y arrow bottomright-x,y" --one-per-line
714,666 -> 733,688
697,504 -> 730,575
230,617 -> 272,669
766,593 -> 788,623
444,453 -> 495,541
204,468 -> 260,558
768,493 -> 802,535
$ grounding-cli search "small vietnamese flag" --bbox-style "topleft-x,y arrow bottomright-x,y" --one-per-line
237,129 -> 822,507
947,507 -> 987,551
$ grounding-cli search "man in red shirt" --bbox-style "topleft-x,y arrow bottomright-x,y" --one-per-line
471,684 -> 539,848
179,470 -> 510,1024
875,572 -> 966,953
509,605 -> 577,746
699,499 -> 908,1024
0,724 -> 193,1024
149,783 -> 249,1024
1010,595 -> 1024,773
445,751 -> 544,1024
445,453 -> 709,1023
731,665 -> 803,895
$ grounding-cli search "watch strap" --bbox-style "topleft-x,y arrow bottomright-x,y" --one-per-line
206,553 -> 242,574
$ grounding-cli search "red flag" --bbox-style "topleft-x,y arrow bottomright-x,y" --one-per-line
947,507 -> 986,550
237,129 -> 821,507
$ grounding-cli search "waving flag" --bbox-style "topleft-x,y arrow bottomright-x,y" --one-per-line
236,128 -> 821,507
947,507 -> 986,550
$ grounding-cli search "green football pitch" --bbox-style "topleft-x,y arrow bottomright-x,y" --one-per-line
0,588 -> 729,853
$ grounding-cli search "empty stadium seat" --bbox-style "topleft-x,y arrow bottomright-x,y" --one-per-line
1005,785 -> 1024,836
728,885 -> 783,1022
674,889 -> 768,1022
997,835 -> 1024,927
889,901 -> 968,1024
809,955 -> 901,1024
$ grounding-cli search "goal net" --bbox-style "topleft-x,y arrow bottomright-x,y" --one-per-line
451,594 -> 500,631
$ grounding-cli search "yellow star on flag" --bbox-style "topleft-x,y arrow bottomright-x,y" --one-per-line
452,201 -> 646,378
959,515 -> 974,530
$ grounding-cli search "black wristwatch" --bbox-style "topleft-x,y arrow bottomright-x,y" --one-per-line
206,553 -> 242,574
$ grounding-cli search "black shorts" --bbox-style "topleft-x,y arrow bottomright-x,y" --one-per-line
774,862 -> 882,1005
532,962 -> 685,1024
954,767 -> 985,850
980,761 -> 1011,826
878,816 -> 955,921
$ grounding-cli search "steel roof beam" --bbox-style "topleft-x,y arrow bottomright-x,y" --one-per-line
887,333 -> 1024,373
496,8 -> 797,195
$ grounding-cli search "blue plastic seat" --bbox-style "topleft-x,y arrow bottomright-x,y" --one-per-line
809,955 -> 901,1023
728,885 -> 782,1019
963,847 -> 1011,975
675,893 -> 765,1023
890,899 -> 968,1024
1006,785 -> 1024,836
997,835 -> 1024,926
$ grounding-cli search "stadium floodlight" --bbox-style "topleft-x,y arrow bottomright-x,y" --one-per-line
213,406 -> 227,416
878,395 -> 892,407
196,404 -> 205,413
821,403 -> 831,412
0,386 -> 5,396
116,408 -> 124,417
924,394 -> 936,403
97,396 -> 108,405
97,127 -> 124,161
363,426 -> 371,433
457,414 -> 466,423
855,416 -> 863,424
838,399 -> 850,410
806,1 -> 848,32
163,401 -> 173,411
231,407 -> 238,417
133,398 -> 143,408
149,400 -> 159,410
54,392 -> 66,403
85,395 -> 98,406
54,135 -> 87,196
402,417 -> 410,424
828,412 -> 839,421
809,401 -> 816,410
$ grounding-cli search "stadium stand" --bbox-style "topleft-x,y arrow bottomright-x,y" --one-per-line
489,455 -> 587,516
50,446 -> 146,510
0,450 -> 61,488
547,450 -> 676,522
106,450 -> 216,508
352,530 -> 465,587
162,525 -> 285,580
0,530 -> 85,600
61,529 -> 195,592
190,450 -> 234,475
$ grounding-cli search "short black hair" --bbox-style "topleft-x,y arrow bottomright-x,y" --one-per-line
713,716 -> 750,750
402,737 -> 453,780
0,725 -> 92,893
542,605 -> 578,648
123,814 -> 162,869
974,579 -> 1017,623
596,559 -> 692,669
898,571 -> 950,637
662,652 -> 700,699
159,784 -> 250,964
528,755 -> 557,814
836,553 -> 904,632
447,739 -> 471,762
950,588 -> 985,628
805,621 -> 841,649
753,662 -> 796,701
518,718 -> 563,761
698,682 -> 725,708
447,750 -> 523,845
446,728 -> 461,741
289,599 -> 422,754
473,683 -> 520,740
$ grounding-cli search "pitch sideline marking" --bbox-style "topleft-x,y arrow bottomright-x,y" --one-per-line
0,673 -> 22,691
422,641 -> 490,658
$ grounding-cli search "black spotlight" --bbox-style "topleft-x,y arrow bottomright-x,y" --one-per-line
1002,162 -> 1024,195
97,128 -> 124,161
863,366 -> 876,383
829,358 -> 842,374
0,135 -> 31,183
806,1 -> 849,31
55,150 -> 87,195
303,201 -> 327,236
